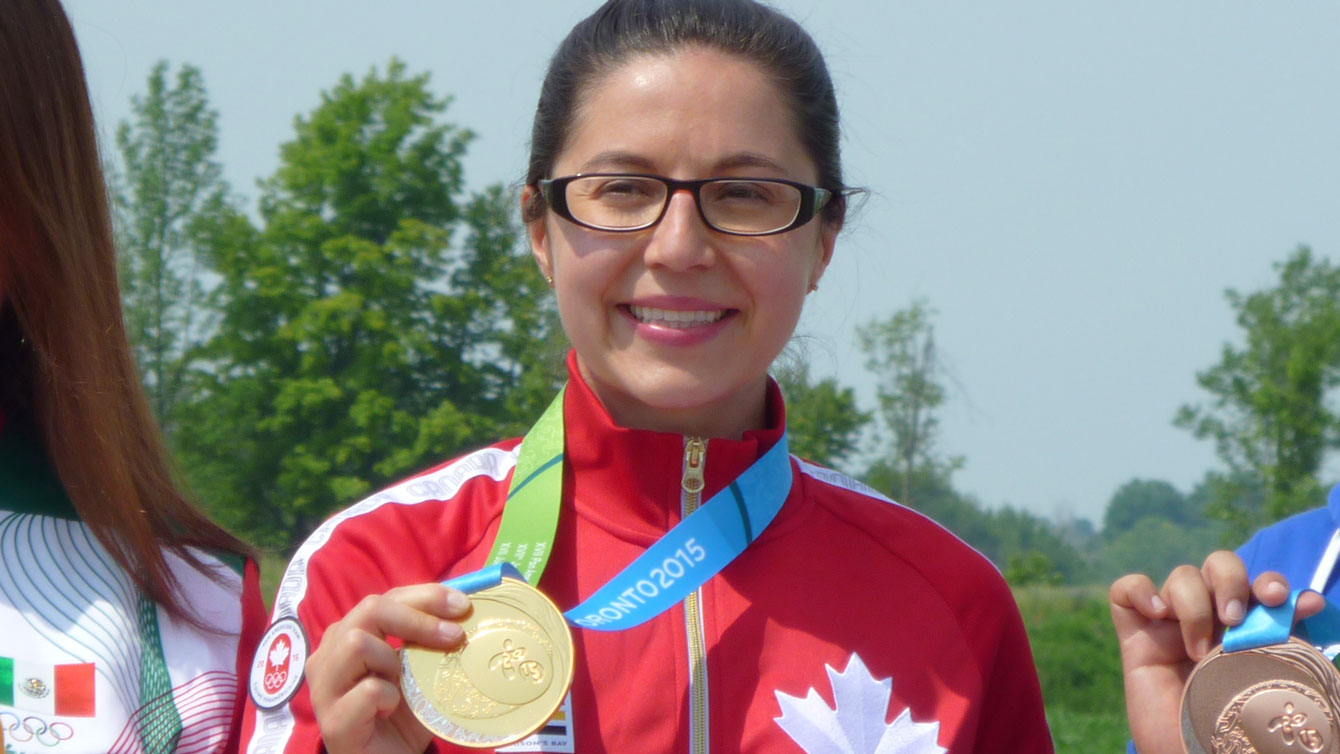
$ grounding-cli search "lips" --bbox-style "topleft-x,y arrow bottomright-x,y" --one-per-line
626,305 -> 728,329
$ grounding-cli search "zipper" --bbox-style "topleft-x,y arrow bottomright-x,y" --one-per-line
681,437 -> 709,754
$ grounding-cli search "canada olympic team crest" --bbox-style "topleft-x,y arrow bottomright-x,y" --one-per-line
250,617 -> 309,709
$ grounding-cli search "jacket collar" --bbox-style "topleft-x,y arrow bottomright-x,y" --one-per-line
0,410 -> 79,519
560,351 -> 788,545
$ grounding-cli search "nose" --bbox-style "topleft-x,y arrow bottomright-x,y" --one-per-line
643,188 -> 715,271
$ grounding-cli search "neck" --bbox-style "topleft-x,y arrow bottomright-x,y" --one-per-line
577,364 -> 768,440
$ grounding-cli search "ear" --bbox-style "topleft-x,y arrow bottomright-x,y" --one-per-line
522,185 -> 553,279
808,219 -> 840,290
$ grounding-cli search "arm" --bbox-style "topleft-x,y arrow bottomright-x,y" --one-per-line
226,557 -> 269,754
973,578 -> 1055,753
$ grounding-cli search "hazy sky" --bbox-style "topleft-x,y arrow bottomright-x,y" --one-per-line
65,1 -> 1340,526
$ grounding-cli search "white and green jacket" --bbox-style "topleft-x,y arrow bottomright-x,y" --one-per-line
0,414 -> 265,754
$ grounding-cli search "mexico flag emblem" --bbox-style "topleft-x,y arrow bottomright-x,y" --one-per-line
0,656 -> 95,717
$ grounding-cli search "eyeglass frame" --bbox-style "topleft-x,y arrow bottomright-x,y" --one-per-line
537,173 -> 834,237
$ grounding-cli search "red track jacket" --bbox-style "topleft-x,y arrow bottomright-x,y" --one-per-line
241,357 -> 1053,753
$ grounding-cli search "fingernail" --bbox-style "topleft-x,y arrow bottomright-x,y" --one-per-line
1265,582 -> 1288,602
438,620 -> 463,643
1150,595 -> 1167,613
1196,638 -> 1211,659
1224,599 -> 1245,624
447,590 -> 470,613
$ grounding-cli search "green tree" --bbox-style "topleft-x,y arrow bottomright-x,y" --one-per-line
1101,478 -> 1199,539
1098,516 -> 1224,583
773,359 -> 871,470
179,61 -> 559,548
111,61 -> 234,429
861,460 -> 1091,584
1187,470 -> 1263,547
857,299 -> 958,506
1176,247 -> 1340,538
1004,551 -> 1063,586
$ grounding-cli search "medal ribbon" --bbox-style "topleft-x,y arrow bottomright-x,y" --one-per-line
1224,589 -> 1340,652
474,385 -> 792,632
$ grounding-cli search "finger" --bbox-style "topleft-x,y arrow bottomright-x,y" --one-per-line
317,674 -> 402,743
1202,550 -> 1251,626
1162,564 -> 1216,661
383,582 -> 473,620
317,628 -> 409,699
1250,571 -> 1293,607
1109,573 -> 1168,625
343,590 -> 468,649
1298,590 -> 1327,620
1249,572 -> 1326,621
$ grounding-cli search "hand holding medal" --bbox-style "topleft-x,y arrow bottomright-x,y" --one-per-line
304,583 -> 473,754
1111,551 -> 1327,754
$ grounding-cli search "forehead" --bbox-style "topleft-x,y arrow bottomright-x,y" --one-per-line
558,48 -> 815,180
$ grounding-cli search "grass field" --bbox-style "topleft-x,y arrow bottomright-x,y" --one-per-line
1016,585 -> 1130,752
259,557 -> 1130,751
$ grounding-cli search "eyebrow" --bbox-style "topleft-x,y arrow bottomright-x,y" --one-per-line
576,150 -> 790,176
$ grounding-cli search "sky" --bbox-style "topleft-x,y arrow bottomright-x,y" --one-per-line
64,1 -> 1340,526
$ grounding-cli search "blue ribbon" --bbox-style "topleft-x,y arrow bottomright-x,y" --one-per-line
1223,588 -> 1340,652
562,432 -> 792,632
443,562 -> 524,594
441,433 -> 793,634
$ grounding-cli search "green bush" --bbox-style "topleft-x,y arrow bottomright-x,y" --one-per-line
1016,586 -> 1130,752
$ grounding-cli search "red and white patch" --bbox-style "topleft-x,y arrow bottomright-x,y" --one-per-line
249,617 -> 308,710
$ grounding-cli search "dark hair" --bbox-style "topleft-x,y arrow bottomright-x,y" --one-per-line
0,0 -> 253,622
525,0 -> 846,226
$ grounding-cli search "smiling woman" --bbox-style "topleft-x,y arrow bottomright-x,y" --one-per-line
240,2 -> 1054,753
525,47 -> 837,439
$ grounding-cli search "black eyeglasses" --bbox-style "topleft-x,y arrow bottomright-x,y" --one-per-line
538,173 -> 832,237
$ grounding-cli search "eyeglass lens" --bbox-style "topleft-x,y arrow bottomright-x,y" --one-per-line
564,176 -> 803,234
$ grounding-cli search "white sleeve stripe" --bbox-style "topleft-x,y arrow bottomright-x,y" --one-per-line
244,445 -> 520,754
793,456 -> 1000,574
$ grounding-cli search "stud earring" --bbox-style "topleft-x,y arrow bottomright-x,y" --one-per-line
545,274 -> 554,288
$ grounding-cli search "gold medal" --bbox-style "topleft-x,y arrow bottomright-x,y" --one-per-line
400,576 -> 575,748
1182,637 -> 1340,753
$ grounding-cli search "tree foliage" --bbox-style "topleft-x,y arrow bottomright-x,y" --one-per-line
112,61 -> 235,429
773,359 -> 871,470
857,299 -> 958,506
1102,478 -> 1200,539
1098,516 -> 1224,583
177,61 -> 560,548
861,460 -> 1091,584
1176,247 -> 1340,535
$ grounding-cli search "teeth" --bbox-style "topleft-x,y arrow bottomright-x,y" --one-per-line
628,306 -> 727,328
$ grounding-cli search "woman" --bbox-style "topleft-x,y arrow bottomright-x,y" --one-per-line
0,1 -> 267,752
1111,494 -> 1337,754
240,1 -> 1053,752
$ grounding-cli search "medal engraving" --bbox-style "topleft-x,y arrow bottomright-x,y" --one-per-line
401,577 -> 573,748
1183,638 -> 1340,754
1217,682 -> 1330,753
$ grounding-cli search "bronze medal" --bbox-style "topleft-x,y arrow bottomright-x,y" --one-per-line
400,576 -> 574,748
1182,637 -> 1340,753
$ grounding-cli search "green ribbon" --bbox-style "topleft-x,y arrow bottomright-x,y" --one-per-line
136,592 -> 182,754
484,387 -> 567,583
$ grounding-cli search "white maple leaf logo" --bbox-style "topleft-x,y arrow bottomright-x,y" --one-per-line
269,637 -> 290,668
774,654 -> 947,754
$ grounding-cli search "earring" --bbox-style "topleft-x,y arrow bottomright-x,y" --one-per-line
545,274 -> 554,288
807,281 -> 819,294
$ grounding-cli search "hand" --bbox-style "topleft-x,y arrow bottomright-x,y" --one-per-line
1109,551 -> 1324,754
306,584 -> 471,754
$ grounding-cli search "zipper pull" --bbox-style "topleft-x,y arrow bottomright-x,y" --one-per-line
682,437 -> 707,495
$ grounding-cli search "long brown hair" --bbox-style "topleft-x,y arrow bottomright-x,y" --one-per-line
0,0 -> 253,621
